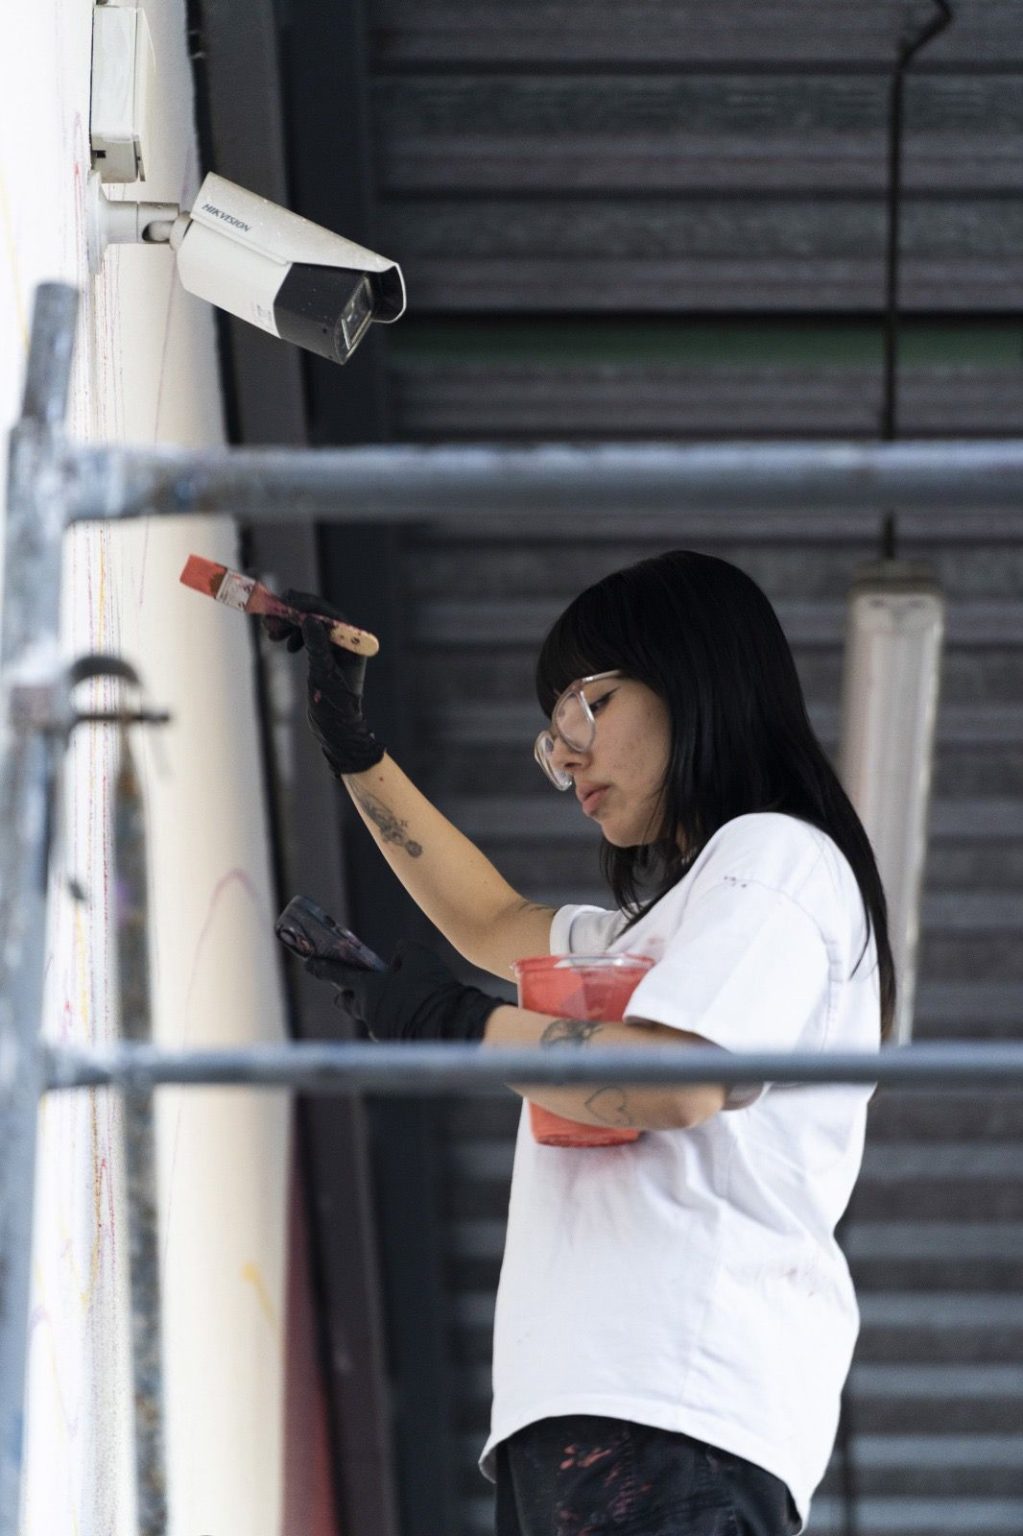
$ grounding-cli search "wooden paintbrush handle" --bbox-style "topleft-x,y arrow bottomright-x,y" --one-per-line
327,619 -> 380,658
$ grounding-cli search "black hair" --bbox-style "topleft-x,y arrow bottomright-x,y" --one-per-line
535,549 -> 896,1043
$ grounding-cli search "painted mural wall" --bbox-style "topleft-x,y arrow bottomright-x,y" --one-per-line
1,3 -> 298,1531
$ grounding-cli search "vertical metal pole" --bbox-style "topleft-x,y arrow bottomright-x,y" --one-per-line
0,282 -> 78,1536
114,723 -> 169,1535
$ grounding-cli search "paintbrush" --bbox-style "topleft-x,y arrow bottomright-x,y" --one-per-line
179,555 -> 380,657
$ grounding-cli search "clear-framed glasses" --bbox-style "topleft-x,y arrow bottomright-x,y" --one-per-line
534,670 -> 625,791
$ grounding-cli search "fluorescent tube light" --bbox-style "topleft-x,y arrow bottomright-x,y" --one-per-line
837,559 -> 945,1045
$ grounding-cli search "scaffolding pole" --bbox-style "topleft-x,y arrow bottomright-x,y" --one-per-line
59,436 -> 1023,523
40,1039 -> 1023,1095
0,284 -> 78,1536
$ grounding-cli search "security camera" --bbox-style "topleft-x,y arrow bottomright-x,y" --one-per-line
87,170 -> 406,365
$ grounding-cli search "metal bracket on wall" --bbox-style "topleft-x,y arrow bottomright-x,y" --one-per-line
11,654 -> 170,906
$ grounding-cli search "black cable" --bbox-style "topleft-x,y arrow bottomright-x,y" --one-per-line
837,8 -> 953,1535
883,2 -> 953,446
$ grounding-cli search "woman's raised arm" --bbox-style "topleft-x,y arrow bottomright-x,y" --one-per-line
261,590 -> 552,977
344,753 -> 555,980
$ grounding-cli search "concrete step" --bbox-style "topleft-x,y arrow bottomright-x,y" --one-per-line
864,1097 -> 1023,1139
852,1294 -> 1023,1363
843,1221 -> 1023,1291
819,1436 -> 1023,1499
806,1498 -> 1023,1535
849,1145 -> 1023,1222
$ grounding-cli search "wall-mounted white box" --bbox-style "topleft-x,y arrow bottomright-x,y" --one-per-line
90,5 -> 156,183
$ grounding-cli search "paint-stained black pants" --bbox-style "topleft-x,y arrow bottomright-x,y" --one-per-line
494,1415 -> 801,1536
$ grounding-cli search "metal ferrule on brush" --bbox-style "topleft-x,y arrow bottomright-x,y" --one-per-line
215,571 -> 258,609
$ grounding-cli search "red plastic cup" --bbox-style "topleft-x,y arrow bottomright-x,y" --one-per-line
512,953 -> 655,1147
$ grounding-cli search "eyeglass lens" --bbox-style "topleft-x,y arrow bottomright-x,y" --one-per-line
552,688 -> 595,752
533,691 -> 591,788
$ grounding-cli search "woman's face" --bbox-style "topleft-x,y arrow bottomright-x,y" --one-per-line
548,674 -> 673,846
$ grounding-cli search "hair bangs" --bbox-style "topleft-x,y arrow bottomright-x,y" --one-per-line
534,589 -> 624,716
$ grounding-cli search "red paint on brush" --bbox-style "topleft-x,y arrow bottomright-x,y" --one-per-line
181,554 -> 226,598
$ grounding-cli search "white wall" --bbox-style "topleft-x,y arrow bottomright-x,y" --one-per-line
1,4 -> 295,1532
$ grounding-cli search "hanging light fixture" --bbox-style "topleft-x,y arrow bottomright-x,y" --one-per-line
838,532 -> 945,1047
837,0 -> 952,1049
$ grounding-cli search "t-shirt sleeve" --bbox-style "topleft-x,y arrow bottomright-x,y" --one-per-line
549,903 -> 629,955
622,877 -> 833,1110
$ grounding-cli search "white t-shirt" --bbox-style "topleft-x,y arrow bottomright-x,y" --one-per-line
478,811 -> 881,1531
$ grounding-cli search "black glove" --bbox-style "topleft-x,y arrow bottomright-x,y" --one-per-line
262,589 -> 385,776
305,940 -> 505,1044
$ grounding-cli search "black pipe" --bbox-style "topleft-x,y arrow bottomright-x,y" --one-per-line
882,1 -> 953,445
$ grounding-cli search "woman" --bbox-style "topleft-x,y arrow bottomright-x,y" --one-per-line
265,549 -> 892,1536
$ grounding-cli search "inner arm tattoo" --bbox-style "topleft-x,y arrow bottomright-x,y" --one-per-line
539,1016 -> 638,1128
347,779 -> 423,858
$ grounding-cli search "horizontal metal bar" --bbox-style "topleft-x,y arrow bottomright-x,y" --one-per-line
40,1041 -> 1023,1095
63,439 -> 1023,522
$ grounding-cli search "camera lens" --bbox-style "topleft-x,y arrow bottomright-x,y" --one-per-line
274,265 -> 376,366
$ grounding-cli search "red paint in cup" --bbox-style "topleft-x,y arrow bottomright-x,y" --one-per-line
512,953 -> 655,1147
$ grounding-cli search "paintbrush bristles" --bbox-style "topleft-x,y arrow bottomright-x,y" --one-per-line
180,553 -> 229,598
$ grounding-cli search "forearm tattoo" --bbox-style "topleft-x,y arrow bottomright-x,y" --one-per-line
540,1017 -> 603,1048
539,1017 -> 639,1128
348,779 -> 423,858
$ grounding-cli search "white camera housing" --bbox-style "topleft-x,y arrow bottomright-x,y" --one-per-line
171,173 -> 405,364
87,170 -> 405,366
